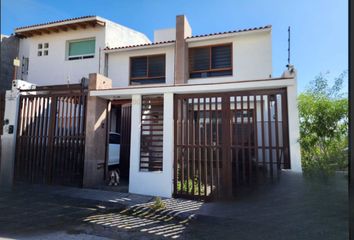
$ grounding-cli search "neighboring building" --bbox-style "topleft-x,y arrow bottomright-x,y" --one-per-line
14,16 -> 150,86
1,15 -> 301,201
0,34 -> 19,91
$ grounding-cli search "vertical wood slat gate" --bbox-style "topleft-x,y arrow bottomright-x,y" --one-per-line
174,88 -> 290,200
14,88 -> 87,186
119,103 -> 132,178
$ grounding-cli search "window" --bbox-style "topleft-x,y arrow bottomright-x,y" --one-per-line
67,39 -> 95,60
140,95 -> 164,172
37,42 -> 49,56
189,44 -> 232,78
130,55 -> 166,85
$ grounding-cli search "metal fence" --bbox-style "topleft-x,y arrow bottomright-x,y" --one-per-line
14,85 -> 87,186
174,88 -> 290,200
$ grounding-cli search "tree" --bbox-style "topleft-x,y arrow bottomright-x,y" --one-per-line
298,71 -> 348,176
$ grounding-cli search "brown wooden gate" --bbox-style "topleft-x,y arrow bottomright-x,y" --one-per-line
119,103 -> 132,178
14,85 -> 87,186
174,88 -> 290,200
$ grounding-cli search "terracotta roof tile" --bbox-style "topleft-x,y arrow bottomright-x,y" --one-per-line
15,15 -> 97,30
187,25 -> 272,39
104,40 -> 176,50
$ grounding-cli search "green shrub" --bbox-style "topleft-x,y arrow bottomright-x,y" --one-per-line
150,197 -> 166,211
298,71 -> 348,177
177,177 -> 206,195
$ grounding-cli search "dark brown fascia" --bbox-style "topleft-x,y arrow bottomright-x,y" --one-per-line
15,20 -> 106,38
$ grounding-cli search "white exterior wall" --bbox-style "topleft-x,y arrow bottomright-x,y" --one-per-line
287,80 -> 302,171
154,28 -> 176,42
128,93 -> 174,198
105,21 -> 150,49
107,45 -> 175,87
18,28 -> 105,86
187,30 -> 272,84
17,38 -> 31,82
16,20 -> 150,86
0,89 -> 20,188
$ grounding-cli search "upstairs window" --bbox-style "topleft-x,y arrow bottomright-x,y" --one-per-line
189,43 -> 232,79
68,38 -> 95,60
130,54 -> 166,85
37,42 -> 49,57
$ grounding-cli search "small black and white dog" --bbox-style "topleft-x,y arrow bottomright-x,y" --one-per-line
108,169 -> 120,186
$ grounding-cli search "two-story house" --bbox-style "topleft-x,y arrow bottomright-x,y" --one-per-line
91,15 -> 301,199
1,15 -> 301,200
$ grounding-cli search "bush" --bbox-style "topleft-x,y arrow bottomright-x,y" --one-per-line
177,177 -> 206,195
298,71 -> 348,177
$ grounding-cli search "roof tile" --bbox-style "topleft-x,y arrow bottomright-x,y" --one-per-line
187,25 -> 271,39
104,40 -> 176,50
15,15 -> 96,30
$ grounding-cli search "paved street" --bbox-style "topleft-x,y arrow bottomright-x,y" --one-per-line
0,171 -> 348,240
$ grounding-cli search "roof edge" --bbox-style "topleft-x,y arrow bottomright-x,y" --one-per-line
187,25 -> 272,39
15,15 -> 100,32
104,40 -> 176,51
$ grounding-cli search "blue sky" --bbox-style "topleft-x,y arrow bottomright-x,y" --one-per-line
1,0 -> 348,93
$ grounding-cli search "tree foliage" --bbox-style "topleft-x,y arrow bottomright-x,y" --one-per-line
298,71 -> 348,176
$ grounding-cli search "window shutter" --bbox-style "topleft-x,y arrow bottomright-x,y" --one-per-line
189,47 -> 210,71
130,55 -> 166,84
148,55 -> 165,77
131,57 -> 148,78
212,45 -> 232,69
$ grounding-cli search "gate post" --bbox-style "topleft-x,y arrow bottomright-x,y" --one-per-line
286,70 -> 302,172
83,73 -> 112,187
0,88 -> 20,188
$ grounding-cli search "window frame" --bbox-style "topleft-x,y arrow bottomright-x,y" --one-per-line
129,54 -> 166,85
188,43 -> 233,78
66,38 -> 96,61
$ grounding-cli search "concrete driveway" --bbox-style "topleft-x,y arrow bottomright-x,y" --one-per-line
0,171 -> 348,240
184,171 -> 348,240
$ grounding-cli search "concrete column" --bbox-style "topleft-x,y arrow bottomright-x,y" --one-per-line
129,93 -> 174,198
0,88 -> 20,189
83,73 -> 112,187
287,80 -> 302,172
128,94 -> 142,194
162,92 -> 174,197
174,15 -> 192,85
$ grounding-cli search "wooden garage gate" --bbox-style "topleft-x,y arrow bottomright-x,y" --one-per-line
174,88 -> 290,200
14,84 -> 87,186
